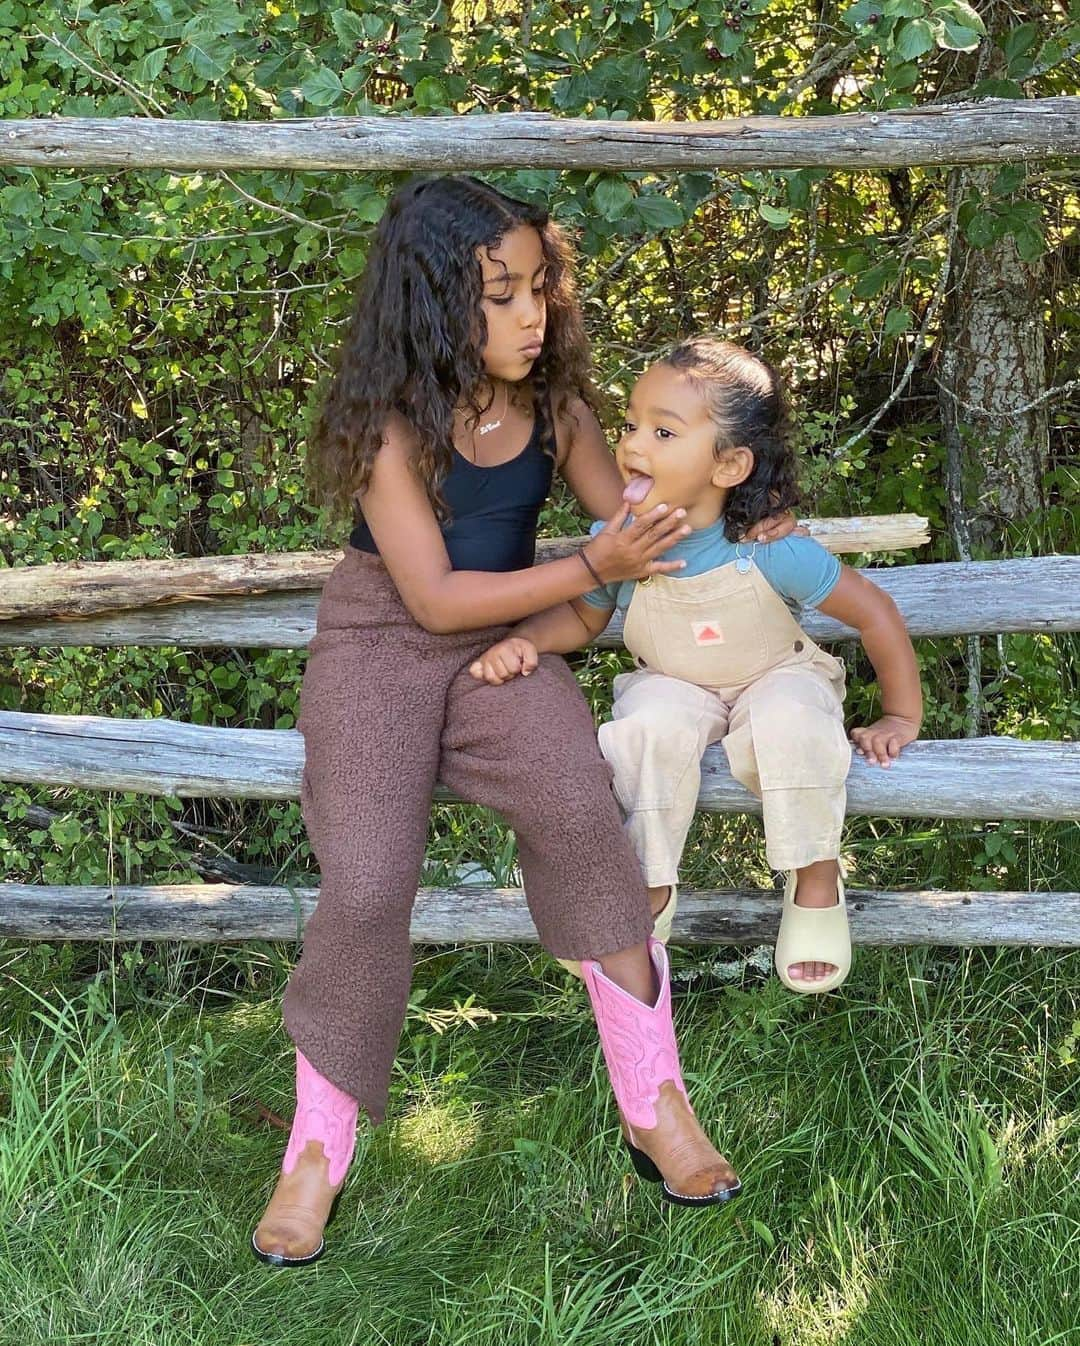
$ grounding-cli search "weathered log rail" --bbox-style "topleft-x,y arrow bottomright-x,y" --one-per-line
0,516 -> 927,622
3,882 -> 1078,946
3,100 -> 1080,172
1,713 -> 1076,821
1,554 -> 1075,648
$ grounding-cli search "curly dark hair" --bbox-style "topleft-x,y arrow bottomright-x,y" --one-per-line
664,336 -> 800,542
308,175 -> 599,524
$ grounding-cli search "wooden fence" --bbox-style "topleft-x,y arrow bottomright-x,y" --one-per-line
3,99 -> 1079,171
1,517 -> 1077,945
2,102 -> 1078,948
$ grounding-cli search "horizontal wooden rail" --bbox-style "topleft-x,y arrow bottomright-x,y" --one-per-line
4,101 -> 1079,172
3,882 -> 1077,946
0,516 -> 928,622
0,556 -> 1075,648
1,713 -> 1076,820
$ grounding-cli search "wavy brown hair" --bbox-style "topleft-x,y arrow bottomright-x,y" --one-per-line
664,336 -> 800,542
309,175 -> 598,524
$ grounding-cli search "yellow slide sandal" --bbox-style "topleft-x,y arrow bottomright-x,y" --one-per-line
773,870 -> 851,995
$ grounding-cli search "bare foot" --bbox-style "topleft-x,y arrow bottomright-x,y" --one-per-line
627,1081 -> 740,1200
252,1139 -> 341,1261
787,858 -> 840,984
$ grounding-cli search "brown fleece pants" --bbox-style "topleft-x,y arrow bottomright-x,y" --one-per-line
282,548 -> 653,1123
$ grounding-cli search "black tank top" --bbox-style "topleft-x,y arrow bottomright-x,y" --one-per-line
349,408 -> 555,572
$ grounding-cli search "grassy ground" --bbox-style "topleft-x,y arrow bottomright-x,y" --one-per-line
2,931 -> 1079,1346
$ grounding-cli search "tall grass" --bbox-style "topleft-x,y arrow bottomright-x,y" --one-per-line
2,937 -> 1078,1346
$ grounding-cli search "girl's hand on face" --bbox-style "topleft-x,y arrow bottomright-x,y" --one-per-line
850,714 -> 920,768
469,637 -> 539,685
743,508 -> 806,544
584,502 -> 691,584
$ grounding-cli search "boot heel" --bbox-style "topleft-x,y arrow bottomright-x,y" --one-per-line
624,1139 -> 662,1183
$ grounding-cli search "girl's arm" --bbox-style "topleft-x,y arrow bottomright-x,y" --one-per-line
555,396 -> 800,542
554,397 -> 627,519
816,567 -> 923,767
470,599 -> 612,684
359,417 -> 687,633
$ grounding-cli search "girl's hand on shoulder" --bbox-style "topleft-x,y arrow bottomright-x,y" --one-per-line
585,502 -> 691,583
850,714 -> 920,768
743,509 -> 806,543
469,637 -> 539,686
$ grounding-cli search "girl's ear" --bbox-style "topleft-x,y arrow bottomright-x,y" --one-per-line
711,446 -> 754,488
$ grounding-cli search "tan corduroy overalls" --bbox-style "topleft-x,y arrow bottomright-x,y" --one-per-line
598,550 -> 852,886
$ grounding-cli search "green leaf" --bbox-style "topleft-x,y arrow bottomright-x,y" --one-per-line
961,208 -> 999,249
342,64 -> 370,93
592,177 -> 635,221
852,259 -> 898,297
972,77 -> 1024,99
938,19 -> 982,51
635,195 -> 684,230
2,184 -> 40,218
413,76 -> 448,108
341,185 -> 386,222
330,8 -> 366,44
717,27 -> 745,55
892,18 -> 935,61
886,61 -> 920,90
786,172 -> 811,210
1002,22 -> 1038,68
842,0 -> 879,29
932,0 -> 986,37
49,817 -> 82,849
185,37 -> 233,82
758,202 -> 791,228
1012,223 -> 1045,263
301,66 -> 344,107
553,27 -> 579,60
990,165 -> 1024,197
883,307 -> 912,339
135,47 -> 169,83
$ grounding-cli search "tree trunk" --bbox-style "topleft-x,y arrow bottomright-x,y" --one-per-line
937,5 -> 1052,548
938,165 -> 1049,546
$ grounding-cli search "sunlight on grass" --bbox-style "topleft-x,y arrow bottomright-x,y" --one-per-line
396,1099 -> 482,1167
758,1277 -> 869,1346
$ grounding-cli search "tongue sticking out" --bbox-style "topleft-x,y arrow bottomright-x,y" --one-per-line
622,474 -> 655,506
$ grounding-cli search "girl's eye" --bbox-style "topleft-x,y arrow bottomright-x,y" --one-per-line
656,427 -> 674,439
621,422 -> 635,435
487,294 -> 513,306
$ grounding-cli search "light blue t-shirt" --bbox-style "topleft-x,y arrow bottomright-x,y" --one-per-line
580,516 -> 842,614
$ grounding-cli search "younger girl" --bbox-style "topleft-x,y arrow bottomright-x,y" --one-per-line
470,336 -> 923,995
250,185 -> 801,1266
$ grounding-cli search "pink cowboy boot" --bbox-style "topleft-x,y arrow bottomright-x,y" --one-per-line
251,1049 -> 359,1267
581,937 -> 741,1207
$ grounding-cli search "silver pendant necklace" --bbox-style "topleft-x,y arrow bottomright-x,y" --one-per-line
475,382 -> 509,437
